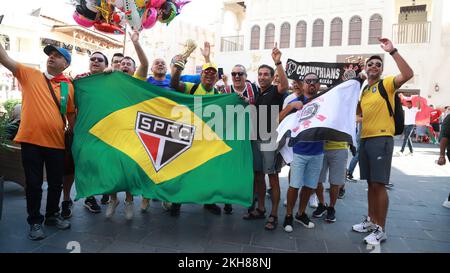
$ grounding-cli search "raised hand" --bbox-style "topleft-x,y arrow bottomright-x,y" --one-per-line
379,38 -> 394,53
130,31 -> 140,43
272,42 -> 281,63
200,42 -> 211,59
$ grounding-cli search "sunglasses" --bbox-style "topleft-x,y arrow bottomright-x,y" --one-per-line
203,69 -> 217,75
367,62 -> 382,68
90,57 -> 105,63
305,78 -> 319,84
231,72 -> 245,77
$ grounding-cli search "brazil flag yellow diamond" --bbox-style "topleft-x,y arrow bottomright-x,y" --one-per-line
72,72 -> 253,206
89,97 -> 231,184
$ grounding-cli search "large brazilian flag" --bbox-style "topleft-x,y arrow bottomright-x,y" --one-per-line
73,72 -> 253,206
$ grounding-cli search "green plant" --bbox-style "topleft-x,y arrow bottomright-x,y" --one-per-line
0,113 -> 10,148
2,99 -> 21,118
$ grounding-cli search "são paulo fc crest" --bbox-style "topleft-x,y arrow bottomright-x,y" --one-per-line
135,112 -> 195,172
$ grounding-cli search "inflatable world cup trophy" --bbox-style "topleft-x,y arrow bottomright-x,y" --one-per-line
180,39 -> 197,61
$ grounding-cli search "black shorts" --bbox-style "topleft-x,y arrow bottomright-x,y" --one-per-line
431,123 -> 440,132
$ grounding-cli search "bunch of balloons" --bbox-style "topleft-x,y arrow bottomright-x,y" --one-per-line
73,0 -> 191,35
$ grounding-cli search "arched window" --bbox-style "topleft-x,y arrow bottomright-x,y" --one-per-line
330,17 -> 343,46
295,21 -> 307,48
264,23 -> 275,49
280,22 -> 291,48
349,16 -> 362,45
312,19 -> 324,47
250,25 -> 260,50
369,14 -> 383,44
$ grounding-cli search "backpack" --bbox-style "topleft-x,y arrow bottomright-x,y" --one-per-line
376,79 -> 404,135
189,83 -> 219,95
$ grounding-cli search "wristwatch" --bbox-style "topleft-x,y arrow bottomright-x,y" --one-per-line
275,61 -> 282,66
389,48 -> 398,55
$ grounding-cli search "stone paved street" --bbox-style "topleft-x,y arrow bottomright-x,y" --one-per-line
1,139 -> 449,253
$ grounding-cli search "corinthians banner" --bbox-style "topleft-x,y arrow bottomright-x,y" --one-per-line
285,59 -> 362,86
72,72 -> 253,206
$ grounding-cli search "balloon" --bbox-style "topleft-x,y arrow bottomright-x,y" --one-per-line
149,0 -> 166,8
94,22 -> 125,34
158,1 -> 177,24
142,7 -> 158,29
123,0 -> 143,31
73,0 -> 99,27
72,0 -> 191,33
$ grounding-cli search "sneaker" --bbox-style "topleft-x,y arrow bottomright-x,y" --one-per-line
28,224 -> 46,241
338,188 -> 346,199
393,151 -> 403,157
204,204 -> 221,215
105,198 -> 119,218
141,198 -> 150,213
170,203 -> 181,217
308,194 -> 319,208
294,213 -> 315,228
443,199 -> 450,209
346,172 -> 355,181
84,196 -> 101,213
223,204 -> 233,214
312,203 -> 327,218
385,183 -> 394,189
100,195 -> 110,205
364,225 -> 387,245
124,200 -> 134,220
44,213 -> 71,230
352,216 -> 376,233
61,200 -> 73,219
325,207 -> 336,222
283,199 -> 287,207
283,215 -> 294,233
162,201 -> 172,211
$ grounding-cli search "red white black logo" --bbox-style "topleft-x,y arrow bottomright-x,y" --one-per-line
135,112 -> 195,172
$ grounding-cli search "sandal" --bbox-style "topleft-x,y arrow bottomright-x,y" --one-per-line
264,215 -> 278,230
243,208 -> 266,220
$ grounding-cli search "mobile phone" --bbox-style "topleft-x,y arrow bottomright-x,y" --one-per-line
218,68 -> 224,79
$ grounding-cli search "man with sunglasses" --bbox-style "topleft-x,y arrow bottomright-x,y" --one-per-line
243,43 -> 289,231
169,53 -> 224,216
352,38 -> 413,245
59,52 -> 109,219
0,43 -> 75,240
223,65 -> 258,105
279,73 -> 324,232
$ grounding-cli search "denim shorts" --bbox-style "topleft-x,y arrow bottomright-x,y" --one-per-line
289,153 -> 324,189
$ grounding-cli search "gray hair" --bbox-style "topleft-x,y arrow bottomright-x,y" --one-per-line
233,64 -> 247,74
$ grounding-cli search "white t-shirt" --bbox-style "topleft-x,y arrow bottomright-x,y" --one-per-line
403,106 -> 419,125
282,93 -> 299,109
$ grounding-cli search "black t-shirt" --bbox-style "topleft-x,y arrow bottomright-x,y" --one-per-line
255,85 -> 285,139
